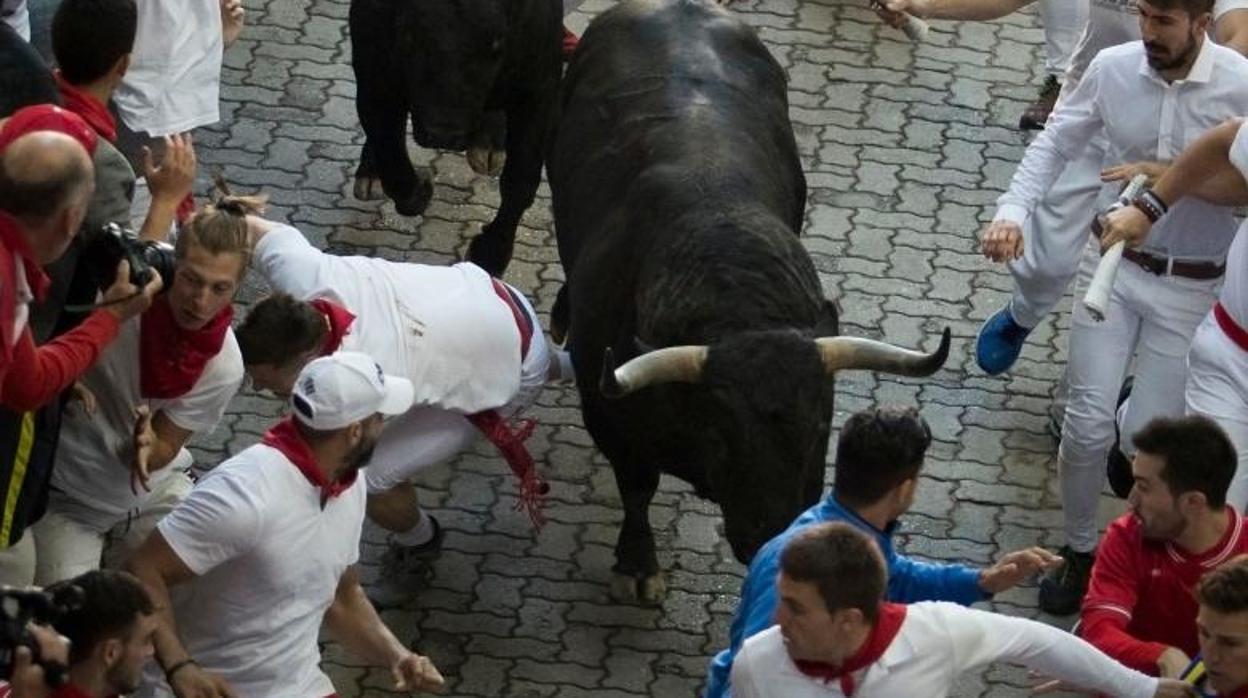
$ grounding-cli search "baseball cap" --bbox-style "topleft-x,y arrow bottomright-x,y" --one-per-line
290,351 -> 415,430
0,104 -> 97,156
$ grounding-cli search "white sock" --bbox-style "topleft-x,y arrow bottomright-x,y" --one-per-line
392,510 -> 435,546
553,350 -> 575,382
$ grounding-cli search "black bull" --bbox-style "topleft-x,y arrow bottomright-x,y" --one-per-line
548,0 -> 950,604
348,0 -> 562,277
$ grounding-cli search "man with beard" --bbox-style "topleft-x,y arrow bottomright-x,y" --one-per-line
0,569 -> 156,698
125,352 -> 444,698
977,0 -> 1248,616
1078,415 -> 1248,679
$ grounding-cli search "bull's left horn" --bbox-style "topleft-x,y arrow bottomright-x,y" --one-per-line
600,345 -> 709,398
815,327 -> 951,377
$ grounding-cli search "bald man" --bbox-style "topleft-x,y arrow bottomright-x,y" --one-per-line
0,117 -> 159,411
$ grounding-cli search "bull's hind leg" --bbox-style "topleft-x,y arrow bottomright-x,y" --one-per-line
349,0 -> 434,216
608,461 -> 666,606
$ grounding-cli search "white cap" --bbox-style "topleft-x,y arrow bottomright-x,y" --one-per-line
290,351 -> 415,430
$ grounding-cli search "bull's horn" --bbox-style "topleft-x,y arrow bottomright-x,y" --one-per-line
815,327 -> 951,377
600,345 -> 709,398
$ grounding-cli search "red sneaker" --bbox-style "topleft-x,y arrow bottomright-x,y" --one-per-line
561,26 -> 579,61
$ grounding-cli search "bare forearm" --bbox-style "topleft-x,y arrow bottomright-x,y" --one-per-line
138,197 -> 181,242
921,0 -> 1034,21
126,560 -> 192,666
324,582 -> 405,668
1216,9 -> 1248,57
1153,118 -> 1244,207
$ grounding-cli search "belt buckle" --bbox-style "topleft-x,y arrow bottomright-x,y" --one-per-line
1139,253 -> 1166,276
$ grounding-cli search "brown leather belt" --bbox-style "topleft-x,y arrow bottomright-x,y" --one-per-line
1122,248 -> 1225,280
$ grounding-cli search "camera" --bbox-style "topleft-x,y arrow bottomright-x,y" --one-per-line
80,223 -> 177,293
0,585 -> 83,686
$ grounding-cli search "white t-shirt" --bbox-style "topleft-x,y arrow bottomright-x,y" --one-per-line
0,0 -> 29,41
730,602 -> 1158,698
1222,120 -> 1248,328
155,443 -> 366,698
51,318 -> 243,529
254,224 -> 524,413
113,0 -> 223,136
1067,0 -> 1248,87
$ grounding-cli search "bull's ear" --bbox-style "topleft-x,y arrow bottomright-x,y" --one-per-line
814,299 -> 840,338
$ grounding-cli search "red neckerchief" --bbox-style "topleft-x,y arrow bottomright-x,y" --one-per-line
53,72 -> 117,143
794,602 -> 908,696
0,211 -> 49,302
309,298 -> 356,353
139,296 -> 233,399
261,416 -> 358,499
49,682 -> 106,698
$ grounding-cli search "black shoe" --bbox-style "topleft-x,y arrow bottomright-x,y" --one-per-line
1106,377 -> 1135,499
1019,75 -> 1061,131
367,516 -> 444,608
1038,546 -> 1095,615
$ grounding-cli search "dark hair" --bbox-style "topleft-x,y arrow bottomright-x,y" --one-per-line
1197,555 -> 1248,614
237,293 -> 327,367
780,522 -> 886,622
1140,0 -> 1215,17
1132,415 -> 1236,508
832,406 -> 932,507
0,140 -> 92,219
51,0 -> 137,84
48,570 -> 153,665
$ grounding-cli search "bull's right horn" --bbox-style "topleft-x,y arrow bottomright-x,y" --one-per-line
815,327 -> 951,377
600,345 -> 709,398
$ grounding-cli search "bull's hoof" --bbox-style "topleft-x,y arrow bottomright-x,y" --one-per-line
466,230 -> 514,277
353,175 -> 385,201
467,146 -> 506,177
392,172 -> 435,217
550,285 -> 570,346
610,571 -> 667,606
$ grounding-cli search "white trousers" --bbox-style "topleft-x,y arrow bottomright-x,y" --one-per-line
1058,262 -> 1220,552
364,289 -> 552,493
31,471 -> 192,585
0,529 -> 36,587
1041,0 -> 1089,76
1008,134 -> 1107,328
1186,312 -> 1248,509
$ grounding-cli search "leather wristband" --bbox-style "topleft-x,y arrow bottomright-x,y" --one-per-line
164,658 -> 197,681
1131,189 -> 1167,223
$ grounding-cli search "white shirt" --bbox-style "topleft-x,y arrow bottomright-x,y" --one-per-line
155,443 -> 366,698
51,319 -> 243,529
0,0 -> 29,41
1222,120 -> 1248,328
730,602 -> 1159,698
1066,0 -> 1248,87
996,40 -> 1248,260
113,0 -> 223,136
254,224 -> 524,413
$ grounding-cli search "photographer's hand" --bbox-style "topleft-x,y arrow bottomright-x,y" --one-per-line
101,261 -> 163,324
168,662 -> 237,698
8,623 -> 71,698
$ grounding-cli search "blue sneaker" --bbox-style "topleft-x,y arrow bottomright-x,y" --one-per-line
976,306 -> 1032,375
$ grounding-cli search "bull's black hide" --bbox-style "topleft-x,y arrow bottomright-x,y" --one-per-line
349,0 -> 562,276
548,0 -> 949,604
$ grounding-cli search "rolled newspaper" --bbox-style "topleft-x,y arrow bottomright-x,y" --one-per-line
1082,174 -> 1149,322
871,1 -> 930,42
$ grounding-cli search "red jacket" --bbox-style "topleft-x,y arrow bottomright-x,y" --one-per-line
0,212 -> 118,411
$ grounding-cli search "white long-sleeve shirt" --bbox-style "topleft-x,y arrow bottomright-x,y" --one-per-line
729,602 -> 1159,698
995,39 -> 1248,261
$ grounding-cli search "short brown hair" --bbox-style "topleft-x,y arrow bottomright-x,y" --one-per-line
1132,415 -> 1236,508
175,188 -> 266,278
780,522 -> 886,622
237,293 -> 327,367
1140,0 -> 1215,17
1197,556 -> 1248,614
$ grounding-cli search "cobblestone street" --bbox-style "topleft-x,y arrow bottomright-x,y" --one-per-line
187,0 -> 1128,695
